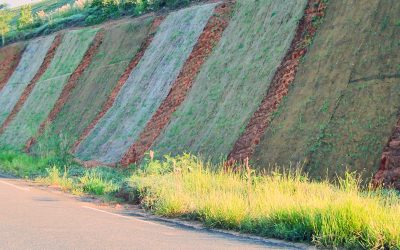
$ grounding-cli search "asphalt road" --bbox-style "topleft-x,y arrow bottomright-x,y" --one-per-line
0,176 -> 309,250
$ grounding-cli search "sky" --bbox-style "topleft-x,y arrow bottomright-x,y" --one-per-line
0,0 -> 43,8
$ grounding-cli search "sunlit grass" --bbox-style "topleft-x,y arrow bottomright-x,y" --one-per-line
130,154 -> 400,249
1,150 -> 399,249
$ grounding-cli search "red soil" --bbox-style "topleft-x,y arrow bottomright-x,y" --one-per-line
72,16 -> 165,153
0,34 -> 63,134
25,30 -> 105,152
120,1 -> 235,166
227,0 -> 327,164
373,121 -> 400,190
0,44 -> 25,92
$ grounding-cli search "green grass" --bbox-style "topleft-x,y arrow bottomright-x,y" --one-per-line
130,154 -> 400,249
0,149 -> 125,197
0,151 -> 399,249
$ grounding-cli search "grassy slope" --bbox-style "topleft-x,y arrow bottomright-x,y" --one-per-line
131,156 -> 400,249
252,0 -> 400,181
0,35 -> 55,125
152,0 -> 308,162
0,28 -> 98,149
76,3 -> 217,164
35,17 -> 154,152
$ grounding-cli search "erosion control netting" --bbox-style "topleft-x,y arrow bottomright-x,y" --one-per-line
252,0 -> 400,181
152,0 -> 308,162
0,36 -> 55,126
76,3 -> 217,164
0,43 -> 24,92
33,17 -> 154,153
121,2 -> 235,165
0,28 -> 98,150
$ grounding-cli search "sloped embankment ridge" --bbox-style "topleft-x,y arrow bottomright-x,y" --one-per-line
152,0 -> 308,162
252,0 -> 400,181
121,1 -> 235,165
75,3 -> 217,164
0,28 -> 98,149
0,43 -> 24,92
228,0 -> 327,163
71,16 -> 160,156
0,34 -> 62,135
25,30 -> 105,151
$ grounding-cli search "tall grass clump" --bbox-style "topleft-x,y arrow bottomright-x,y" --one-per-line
0,149 -> 52,177
129,154 -> 400,249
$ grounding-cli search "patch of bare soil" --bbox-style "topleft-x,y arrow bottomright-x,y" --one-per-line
374,118 -> 400,190
0,44 -> 25,92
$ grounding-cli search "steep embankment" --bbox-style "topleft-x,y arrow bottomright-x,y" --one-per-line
0,43 -> 24,91
75,3 -> 217,164
252,0 -> 400,180
0,28 -> 98,150
151,0 -> 308,162
31,17 -> 155,153
121,1 -> 234,165
0,36 -> 55,126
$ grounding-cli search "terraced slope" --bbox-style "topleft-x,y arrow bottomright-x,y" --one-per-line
33,17 -> 154,152
76,3 -> 217,164
252,0 -> 400,180
0,43 -> 24,91
0,36 -> 55,126
152,0 -> 308,162
0,28 -> 98,150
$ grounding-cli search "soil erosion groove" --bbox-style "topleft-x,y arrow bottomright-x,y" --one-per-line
0,34 -> 63,134
227,0 -> 327,164
0,44 -> 25,92
120,1 -> 235,166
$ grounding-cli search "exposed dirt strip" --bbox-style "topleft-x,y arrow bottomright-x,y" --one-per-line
0,34 -> 63,134
25,30 -> 105,152
0,44 -> 25,92
374,116 -> 400,190
120,1 -> 235,166
71,17 -> 165,155
227,0 -> 327,164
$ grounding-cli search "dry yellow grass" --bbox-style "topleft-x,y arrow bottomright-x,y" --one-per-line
130,155 -> 400,249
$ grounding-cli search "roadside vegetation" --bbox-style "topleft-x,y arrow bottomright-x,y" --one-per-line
0,149 -> 399,249
0,0 -> 200,46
